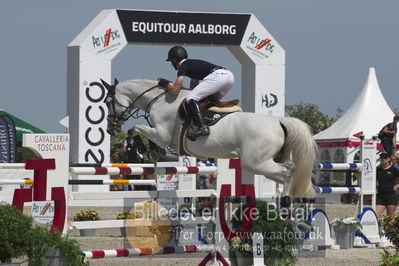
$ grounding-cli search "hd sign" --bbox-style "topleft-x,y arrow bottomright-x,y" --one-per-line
67,9 -> 285,196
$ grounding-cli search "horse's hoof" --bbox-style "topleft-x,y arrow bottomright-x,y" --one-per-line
280,196 -> 291,208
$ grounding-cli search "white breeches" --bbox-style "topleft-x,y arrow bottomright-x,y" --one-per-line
185,69 -> 234,102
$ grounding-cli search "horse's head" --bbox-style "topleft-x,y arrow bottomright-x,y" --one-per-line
102,78 -> 169,135
101,78 -> 130,136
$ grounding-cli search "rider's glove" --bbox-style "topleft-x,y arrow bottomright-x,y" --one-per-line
158,78 -> 171,88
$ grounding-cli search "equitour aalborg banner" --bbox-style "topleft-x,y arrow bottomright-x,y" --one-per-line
0,115 -> 16,163
116,10 -> 251,45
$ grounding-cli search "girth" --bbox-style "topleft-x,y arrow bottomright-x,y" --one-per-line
178,97 -> 242,157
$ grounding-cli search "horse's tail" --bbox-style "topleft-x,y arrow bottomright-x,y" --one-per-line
279,117 -> 317,198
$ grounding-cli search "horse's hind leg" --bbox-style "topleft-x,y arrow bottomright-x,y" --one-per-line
241,159 -> 294,185
243,158 -> 295,206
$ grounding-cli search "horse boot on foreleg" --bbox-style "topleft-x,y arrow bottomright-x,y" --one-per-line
187,99 -> 209,141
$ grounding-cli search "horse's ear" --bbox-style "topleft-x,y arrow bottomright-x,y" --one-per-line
100,79 -> 112,91
114,78 -> 119,86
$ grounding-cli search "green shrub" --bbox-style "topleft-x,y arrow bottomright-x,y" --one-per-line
0,202 -> 88,265
27,226 -> 88,266
381,214 -> 399,250
0,202 -> 33,263
380,250 -> 399,265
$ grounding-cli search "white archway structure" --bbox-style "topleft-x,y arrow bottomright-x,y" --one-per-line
67,9 -> 285,196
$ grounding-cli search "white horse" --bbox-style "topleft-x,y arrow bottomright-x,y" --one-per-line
102,78 -> 317,198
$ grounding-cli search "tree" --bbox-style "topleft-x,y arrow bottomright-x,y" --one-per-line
285,102 -> 343,135
110,131 -> 127,156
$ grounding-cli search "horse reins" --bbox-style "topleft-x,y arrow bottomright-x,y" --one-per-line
106,84 -> 166,127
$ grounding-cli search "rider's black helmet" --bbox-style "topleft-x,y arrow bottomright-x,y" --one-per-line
166,46 -> 188,62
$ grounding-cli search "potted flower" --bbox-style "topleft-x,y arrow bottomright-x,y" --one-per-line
196,201 -> 214,217
229,236 -> 253,266
0,202 -> 32,265
167,224 -> 184,246
229,200 -> 297,266
73,209 -> 100,236
195,201 -> 215,238
330,217 -> 362,249
116,212 -> 136,236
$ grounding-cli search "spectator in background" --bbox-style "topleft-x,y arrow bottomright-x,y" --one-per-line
380,116 -> 399,157
375,152 -> 399,217
123,129 -> 145,164
197,159 -> 211,189
110,152 -> 123,191
392,152 -> 399,170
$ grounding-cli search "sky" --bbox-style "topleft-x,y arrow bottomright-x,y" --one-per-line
1,1 -> 399,133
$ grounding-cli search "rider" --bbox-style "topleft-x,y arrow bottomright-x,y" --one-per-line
158,46 -> 234,140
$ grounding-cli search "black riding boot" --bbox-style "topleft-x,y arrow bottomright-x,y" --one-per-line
187,99 -> 210,140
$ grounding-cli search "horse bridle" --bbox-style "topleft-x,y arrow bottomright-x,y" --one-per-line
104,84 -> 167,128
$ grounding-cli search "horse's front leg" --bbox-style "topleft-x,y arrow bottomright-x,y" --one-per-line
133,124 -> 168,148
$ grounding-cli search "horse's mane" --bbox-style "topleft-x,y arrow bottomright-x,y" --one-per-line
119,78 -> 158,88
118,78 -> 190,92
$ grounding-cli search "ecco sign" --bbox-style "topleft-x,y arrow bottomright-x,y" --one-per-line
84,81 -> 106,164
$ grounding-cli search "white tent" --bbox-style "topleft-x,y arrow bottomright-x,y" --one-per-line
314,67 -> 396,185
315,67 -> 395,143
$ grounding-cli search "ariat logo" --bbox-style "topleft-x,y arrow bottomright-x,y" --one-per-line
92,28 -> 121,48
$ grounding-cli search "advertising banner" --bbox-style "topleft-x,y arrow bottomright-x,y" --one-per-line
78,10 -> 127,61
117,10 -> 251,45
32,201 -> 55,224
3,115 -> 16,163
23,134 -> 70,198
240,15 -> 284,64
0,116 -> 11,163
